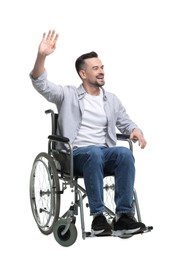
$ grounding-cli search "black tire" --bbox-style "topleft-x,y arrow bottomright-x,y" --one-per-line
30,152 -> 60,235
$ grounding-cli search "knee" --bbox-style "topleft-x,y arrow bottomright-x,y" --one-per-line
117,147 -> 134,164
86,146 -> 104,163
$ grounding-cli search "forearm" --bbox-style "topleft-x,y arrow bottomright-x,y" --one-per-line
32,53 -> 46,79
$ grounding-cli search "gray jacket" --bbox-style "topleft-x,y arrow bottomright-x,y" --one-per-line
30,70 -> 141,147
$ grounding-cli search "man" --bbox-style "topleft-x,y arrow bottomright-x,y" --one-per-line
30,30 -> 147,237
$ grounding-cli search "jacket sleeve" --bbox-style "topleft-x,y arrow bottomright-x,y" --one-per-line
115,96 -> 142,135
29,70 -> 64,105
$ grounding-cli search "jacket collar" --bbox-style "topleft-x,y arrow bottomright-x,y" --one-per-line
77,84 -> 107,101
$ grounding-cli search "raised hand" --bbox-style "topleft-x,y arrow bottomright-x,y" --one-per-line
31,30 -> 59,79
38,30 -> 59,56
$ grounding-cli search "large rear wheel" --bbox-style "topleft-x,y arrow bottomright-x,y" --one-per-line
30,152 -> 60,235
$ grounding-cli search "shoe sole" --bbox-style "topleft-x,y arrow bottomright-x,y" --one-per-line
112,227 -> 141,237
91,229 -> 112,236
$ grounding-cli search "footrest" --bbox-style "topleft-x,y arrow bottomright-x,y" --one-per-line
118,225 -> 153,239
85,226 -> 153,239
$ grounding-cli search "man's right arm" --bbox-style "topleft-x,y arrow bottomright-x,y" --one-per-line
30,30 -> 64,104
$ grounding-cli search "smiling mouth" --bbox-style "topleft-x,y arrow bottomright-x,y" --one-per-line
97,74 -> 104,79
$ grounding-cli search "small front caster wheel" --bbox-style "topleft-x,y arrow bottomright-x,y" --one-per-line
53,219 -> 78,247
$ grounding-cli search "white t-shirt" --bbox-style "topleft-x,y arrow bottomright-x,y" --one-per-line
73,90 -> 107,148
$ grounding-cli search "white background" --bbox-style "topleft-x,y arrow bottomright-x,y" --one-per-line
1,0 -> 183,258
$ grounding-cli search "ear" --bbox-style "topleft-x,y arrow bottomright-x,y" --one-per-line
79,69 -> 86,79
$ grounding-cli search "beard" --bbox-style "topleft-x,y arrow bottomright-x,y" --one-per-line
88,78 -> 105,88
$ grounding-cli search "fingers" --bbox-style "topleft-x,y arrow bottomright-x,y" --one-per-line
46,30 -> 54,40
130,130 -> 147,149
42,32 -> 46,39
52,32 -> 59,48
138,136 -> 147,149
42,30 -> 59,43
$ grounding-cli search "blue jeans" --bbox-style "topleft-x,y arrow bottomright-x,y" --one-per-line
73,146 -> 135,216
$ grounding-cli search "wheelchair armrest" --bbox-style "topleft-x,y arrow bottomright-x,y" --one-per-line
116,133 -> 138,142
116,133 -> 130,140
48,134 -> 70,143
116,133 -> 137,152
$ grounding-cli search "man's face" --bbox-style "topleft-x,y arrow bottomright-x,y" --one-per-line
81,57 -> 105,87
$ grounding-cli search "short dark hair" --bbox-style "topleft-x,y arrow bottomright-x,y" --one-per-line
75,51 -> 98,76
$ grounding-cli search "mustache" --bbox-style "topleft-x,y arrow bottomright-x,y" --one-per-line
97,73 -> 104,78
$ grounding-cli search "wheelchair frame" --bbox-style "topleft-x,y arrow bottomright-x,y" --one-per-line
30,109 -> 152,247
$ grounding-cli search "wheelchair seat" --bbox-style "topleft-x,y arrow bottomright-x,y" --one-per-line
29,109 -> 153,247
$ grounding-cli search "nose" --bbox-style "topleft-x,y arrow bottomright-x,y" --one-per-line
99,67 -> 104,74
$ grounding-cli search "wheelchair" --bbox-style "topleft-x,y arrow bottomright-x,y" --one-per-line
30,109 -> 153,247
